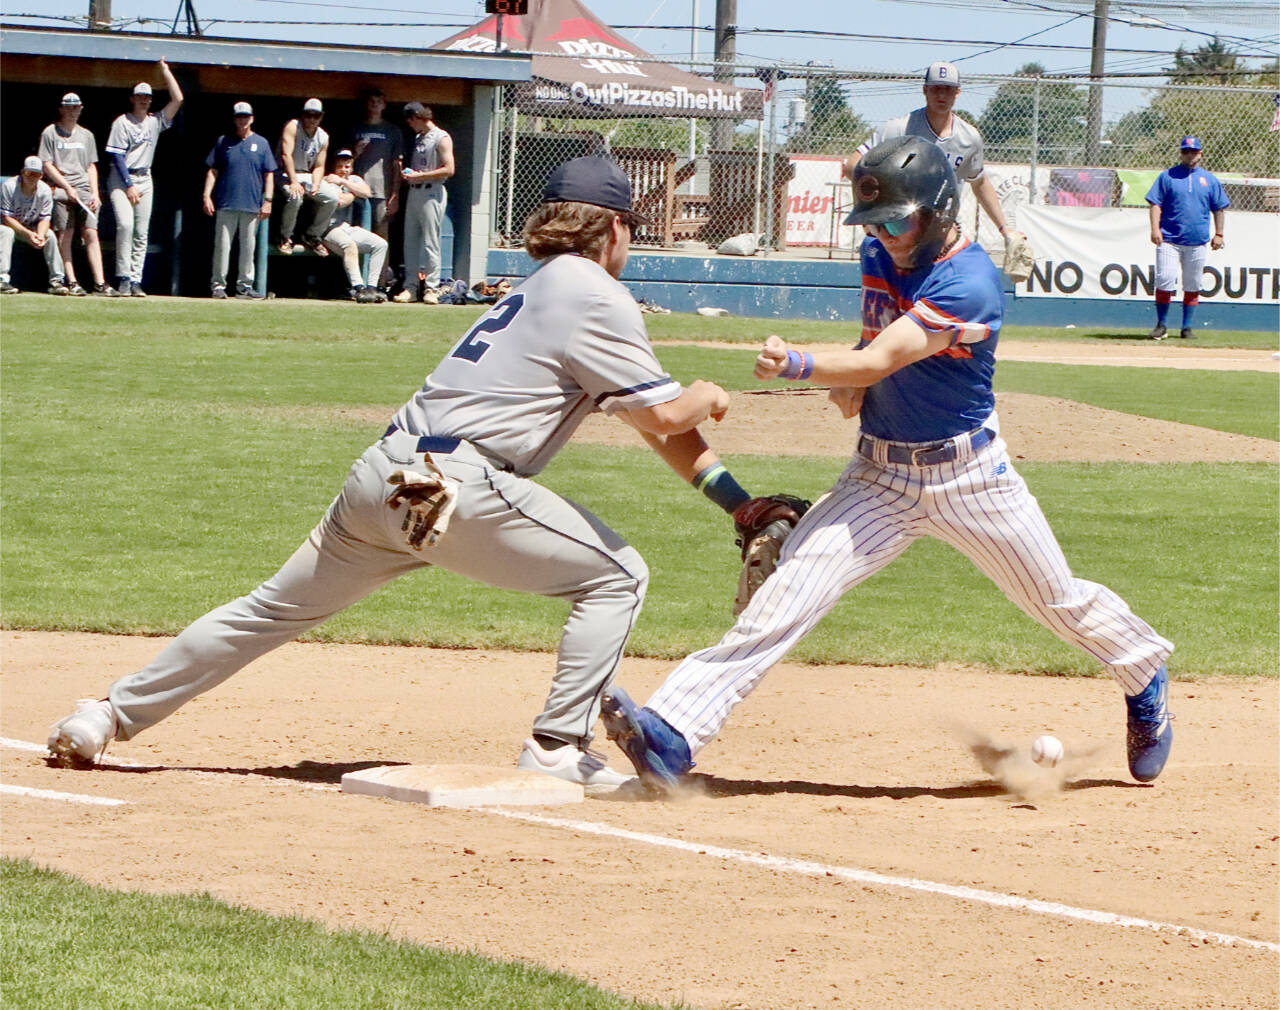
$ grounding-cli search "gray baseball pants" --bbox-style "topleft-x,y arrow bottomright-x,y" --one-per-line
0,226 -> 65,286
279,182 -> 339,243
108,430 -> 648,750
108,173 -> 155,284
403,185 -> 446,288
212,209 -> 258,293
323,223 -> 387,289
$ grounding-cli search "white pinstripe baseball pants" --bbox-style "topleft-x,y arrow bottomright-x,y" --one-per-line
648,431 -> 1172,755
1155,241 -> 1208,293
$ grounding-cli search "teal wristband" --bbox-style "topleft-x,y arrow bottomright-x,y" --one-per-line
693,462 -> 751,514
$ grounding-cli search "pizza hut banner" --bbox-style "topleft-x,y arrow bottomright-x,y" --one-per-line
1014,204 -> 1279,303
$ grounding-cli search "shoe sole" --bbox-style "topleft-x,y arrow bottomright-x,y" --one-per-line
46,734 -> 99,769
600,690 -> 681,795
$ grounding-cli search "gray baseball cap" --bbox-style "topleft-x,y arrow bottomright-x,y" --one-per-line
133,82 -> 153,96
22,155 -> 43,173
61,92 -> 83,106
924,61 -> 960,87
303,98 -> 323,113
233,100 -> 253,115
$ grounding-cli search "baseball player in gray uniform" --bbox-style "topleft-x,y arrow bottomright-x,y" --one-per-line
48,156 -> 765,793
845,62 -> 1016,246
394,102 -> 453,303
39,92 -> 118,296
321,149 -> 389,302
277,98 -> 338,255
0,156 -> 66,294
106,59 -> 184,297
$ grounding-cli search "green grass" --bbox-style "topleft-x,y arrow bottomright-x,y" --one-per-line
2,304 -> 1276,676
0,859 -> 687,1010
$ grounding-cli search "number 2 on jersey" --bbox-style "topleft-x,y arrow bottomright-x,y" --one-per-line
450,293 -> 525,362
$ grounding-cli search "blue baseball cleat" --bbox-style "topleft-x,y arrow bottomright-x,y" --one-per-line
1126,665 -> 1173,782
600,688 -> 693,794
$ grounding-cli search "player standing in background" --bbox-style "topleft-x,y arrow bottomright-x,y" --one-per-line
1145,136 -> 1229,341
320,149 -> 390,303
47,156 -> 769,793
844,62 -> 1020,261
105,59 -> 184,297
393,102 -> 453,303
603,137 -> 1174,794
38,92 -> 118,296
276,98 -> 338,255
351,88 -> 403,245
0,156 -> 66,294
203,101 -> 276,299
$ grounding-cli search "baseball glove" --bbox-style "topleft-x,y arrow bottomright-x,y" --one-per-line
731,494 -> 811,615
1003,231 -> 1035,282
386,462 -> 459,550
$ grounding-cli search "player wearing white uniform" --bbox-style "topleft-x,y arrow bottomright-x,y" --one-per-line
320,149 -> 389,302
277,99 -> 338,255
845,62 -> 1015,248
0,156 -> 65,293
106,60 -> 184,297
47,157 -> 768,793
603,138 -> 1174,793
394,102 -> 453,303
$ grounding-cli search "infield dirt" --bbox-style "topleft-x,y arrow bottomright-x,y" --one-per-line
4,339 -> 1277,1009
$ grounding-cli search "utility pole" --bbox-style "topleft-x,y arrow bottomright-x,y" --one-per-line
710,0 -> 736,151
88,0 -> 111,30
1085,0 -> 1108,163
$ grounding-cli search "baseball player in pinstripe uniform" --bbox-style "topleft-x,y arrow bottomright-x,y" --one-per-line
603,137 -> 1174,794
48,156 -> 772,793
105,60 -> 184,297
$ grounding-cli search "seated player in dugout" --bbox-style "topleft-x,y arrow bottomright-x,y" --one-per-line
46,156 -> 801,793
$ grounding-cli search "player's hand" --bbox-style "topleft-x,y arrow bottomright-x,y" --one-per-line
1210,235 -> 1224,251
754,335 -> 789,380
1150,230 -> 1162,246
386,192 -> 399,215
29,231 -> 45,249
287,181 -> 305,199
88,194 -> 101,213
688,379 -> 730,422
125,186 -> 142,206
828,386 -> 865,419
257,203 -> 271,221
202,194 -> 215,216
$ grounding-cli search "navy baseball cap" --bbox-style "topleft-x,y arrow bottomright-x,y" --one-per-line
542,157 -> 650,225
1180,136 -> 1202,150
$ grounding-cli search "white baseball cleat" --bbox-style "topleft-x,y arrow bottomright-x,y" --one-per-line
516,737 -> 635,793
47,699 -> 118,768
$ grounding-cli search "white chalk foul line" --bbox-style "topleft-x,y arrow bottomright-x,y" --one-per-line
0,783 -> 130,807
485,808 -> 1280,955
5,735 -> 1275,953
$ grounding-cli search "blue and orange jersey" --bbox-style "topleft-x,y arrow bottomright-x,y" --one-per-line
857,234 -> 1004,442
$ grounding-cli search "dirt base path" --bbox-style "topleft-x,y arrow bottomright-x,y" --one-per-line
4,631 -> 1277,1010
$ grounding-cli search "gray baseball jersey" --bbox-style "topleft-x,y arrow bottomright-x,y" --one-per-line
281,122 -> 329,175
860,108 -> 986,183
392,253 -> 681,476
408,125 -> 448,174
38,123 -> 99,196
105,111 -> 173,172
0,176 -> 54,226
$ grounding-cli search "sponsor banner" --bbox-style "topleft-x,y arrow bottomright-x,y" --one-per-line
785,156 -> 855,248
527,78 -> 749,114
1016,204 -> 1279,303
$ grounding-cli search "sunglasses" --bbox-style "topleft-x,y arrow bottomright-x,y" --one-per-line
877,215 -> 915,237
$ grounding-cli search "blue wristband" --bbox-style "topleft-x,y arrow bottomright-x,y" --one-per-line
693,462 -> 751,514
780,350 -> 814,381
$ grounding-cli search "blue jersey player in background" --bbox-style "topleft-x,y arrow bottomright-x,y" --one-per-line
603,137 -> 1174,795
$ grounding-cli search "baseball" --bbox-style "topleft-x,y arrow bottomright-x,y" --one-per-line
1031,735 -> 1065,767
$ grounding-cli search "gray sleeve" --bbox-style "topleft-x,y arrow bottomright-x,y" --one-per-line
37,127 -> 55,163
105,115 -> 129,156
0,181 -> 15,219
36,185 -> 53,220
567,294 -> 681,414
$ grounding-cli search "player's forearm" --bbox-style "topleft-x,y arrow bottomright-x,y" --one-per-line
631,382 -> 726,435
637,427 -> 716,482
974,177 -> 1007,232
1213,210 -> 1225,235
161,60 -> 184,105
204,168 -> 217,199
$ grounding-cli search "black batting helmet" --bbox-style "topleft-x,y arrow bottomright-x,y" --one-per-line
845,136 -> 959,267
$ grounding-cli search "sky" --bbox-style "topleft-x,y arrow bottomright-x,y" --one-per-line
6,0 -> 1278,122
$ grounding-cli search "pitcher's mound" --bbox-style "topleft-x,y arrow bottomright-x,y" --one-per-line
341,764 -> 584,807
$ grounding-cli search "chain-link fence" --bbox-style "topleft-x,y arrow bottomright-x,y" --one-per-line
490,59 -> 1279,253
